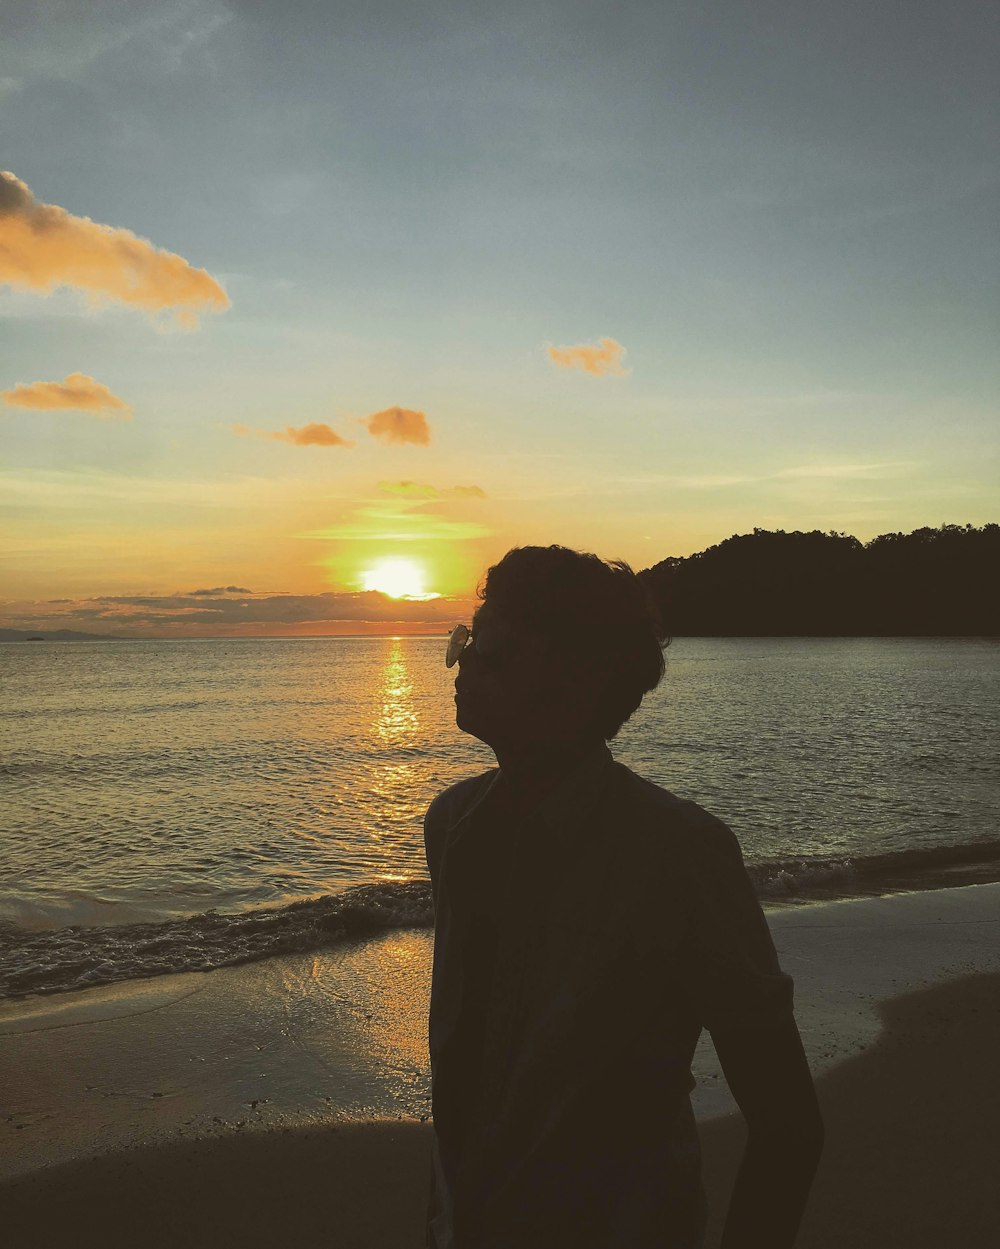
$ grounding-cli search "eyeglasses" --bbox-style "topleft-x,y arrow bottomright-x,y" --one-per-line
445,622 -> 516,669
445,623 -> 472,668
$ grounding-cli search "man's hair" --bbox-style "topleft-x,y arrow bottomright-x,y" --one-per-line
479,545 -> 668,739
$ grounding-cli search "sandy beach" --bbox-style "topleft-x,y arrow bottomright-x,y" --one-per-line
3,884 -> 998,1247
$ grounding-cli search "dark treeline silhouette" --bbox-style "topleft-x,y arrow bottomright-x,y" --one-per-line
639,524 -> 999,636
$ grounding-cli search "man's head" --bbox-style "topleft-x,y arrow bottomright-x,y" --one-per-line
453,545 -> 666,755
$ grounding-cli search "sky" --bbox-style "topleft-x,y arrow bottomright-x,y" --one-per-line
1,0 -> 997,636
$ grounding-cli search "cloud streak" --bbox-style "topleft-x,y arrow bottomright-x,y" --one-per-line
0,588 -> 469,637
774,462 -> 913,480
304,504 -> 489,544
188,586 -> 253,596
547,336 -> 628,377
2,372 -> 132,419
232,422 -> 353,447
0,170 -> 229,326
378,480 -> 486,499
363,406 -> 431,445
619,462 -> 914,491
232,409 -> 434,451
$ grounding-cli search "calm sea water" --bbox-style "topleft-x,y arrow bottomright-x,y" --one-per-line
2,636 -> 998,998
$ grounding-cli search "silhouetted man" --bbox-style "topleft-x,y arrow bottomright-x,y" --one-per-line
425,546 -> 822,1248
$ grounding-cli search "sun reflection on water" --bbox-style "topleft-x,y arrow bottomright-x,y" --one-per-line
361,639 -> 427,883
374,638 -> 419,747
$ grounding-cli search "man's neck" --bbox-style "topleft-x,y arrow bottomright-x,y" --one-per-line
492,738 -> 605,815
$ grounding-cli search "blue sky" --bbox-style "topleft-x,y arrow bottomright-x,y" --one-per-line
1,0 -> 997,633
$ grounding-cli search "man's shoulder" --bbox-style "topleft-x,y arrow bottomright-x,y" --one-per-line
611,762 -> 742,859
609,766 -> 759,951
425,769 -> 498,836
423,770 -> 498,888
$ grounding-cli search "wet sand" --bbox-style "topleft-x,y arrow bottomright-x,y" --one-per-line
2,971 -> 998,1248
2,885 -> 998,1247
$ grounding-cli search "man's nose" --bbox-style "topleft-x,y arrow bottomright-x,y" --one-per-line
458,636 -> 489,672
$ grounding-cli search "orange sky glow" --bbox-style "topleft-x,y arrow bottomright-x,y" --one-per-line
1,6 -> 996,638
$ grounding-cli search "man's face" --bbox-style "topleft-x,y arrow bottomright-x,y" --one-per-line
453,601 -> 596,754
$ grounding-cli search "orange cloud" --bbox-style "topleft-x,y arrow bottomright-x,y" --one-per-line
2,372 -> 132,419
0,170 -> 229,326
363,406 -> 431,446
547,336 -> 628,377
378,480 -> 486,499
232,422 -> 353,447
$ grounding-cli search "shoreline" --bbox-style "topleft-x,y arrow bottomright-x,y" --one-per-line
6,853 -> 1000,1001
2,882 -> 998,1173
3,970 -> 997,1248
695,880 -> 1000,1116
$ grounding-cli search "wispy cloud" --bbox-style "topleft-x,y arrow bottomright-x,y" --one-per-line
378,480 -> 486,499
6,3 -> 233,84
547,336 -> 629,377
363,406 -> 431,446
617,462 -> 914,491
187,585 -> 253,596
0,170 -> 229,326
0,467 -> 299,510
2,372 -> 132,419
773,462 -> 913,480
232,422 -> 353,447
666,473 -> 754,489
0,588 -> 465,636
303,504 -> 489,544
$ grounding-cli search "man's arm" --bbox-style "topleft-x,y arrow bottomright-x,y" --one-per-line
424,789 -> 456,913
711,1014 -> 824,1249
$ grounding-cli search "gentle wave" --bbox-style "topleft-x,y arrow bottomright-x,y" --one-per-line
750,837 -> 1000,897
0,881 -> 434,1001
4,839 -> 999,1001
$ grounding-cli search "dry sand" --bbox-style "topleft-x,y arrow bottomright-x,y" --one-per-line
3,970 -> 998,1249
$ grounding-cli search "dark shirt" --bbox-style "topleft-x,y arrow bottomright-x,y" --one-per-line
424,744 -> 793,1249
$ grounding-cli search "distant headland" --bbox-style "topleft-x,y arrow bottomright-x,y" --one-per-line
639,523 -> 999,637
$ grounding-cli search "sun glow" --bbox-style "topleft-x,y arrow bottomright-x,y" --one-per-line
361,557 -> 438,600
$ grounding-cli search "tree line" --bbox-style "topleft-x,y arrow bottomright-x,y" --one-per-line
638,524 -> 999,636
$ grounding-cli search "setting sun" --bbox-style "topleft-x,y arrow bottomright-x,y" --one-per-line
361,557 -> 438,600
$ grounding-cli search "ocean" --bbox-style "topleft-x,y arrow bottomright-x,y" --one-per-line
2,635 -> 998,1000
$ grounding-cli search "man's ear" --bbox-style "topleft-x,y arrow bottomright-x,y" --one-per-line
551,658 -> 612,731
